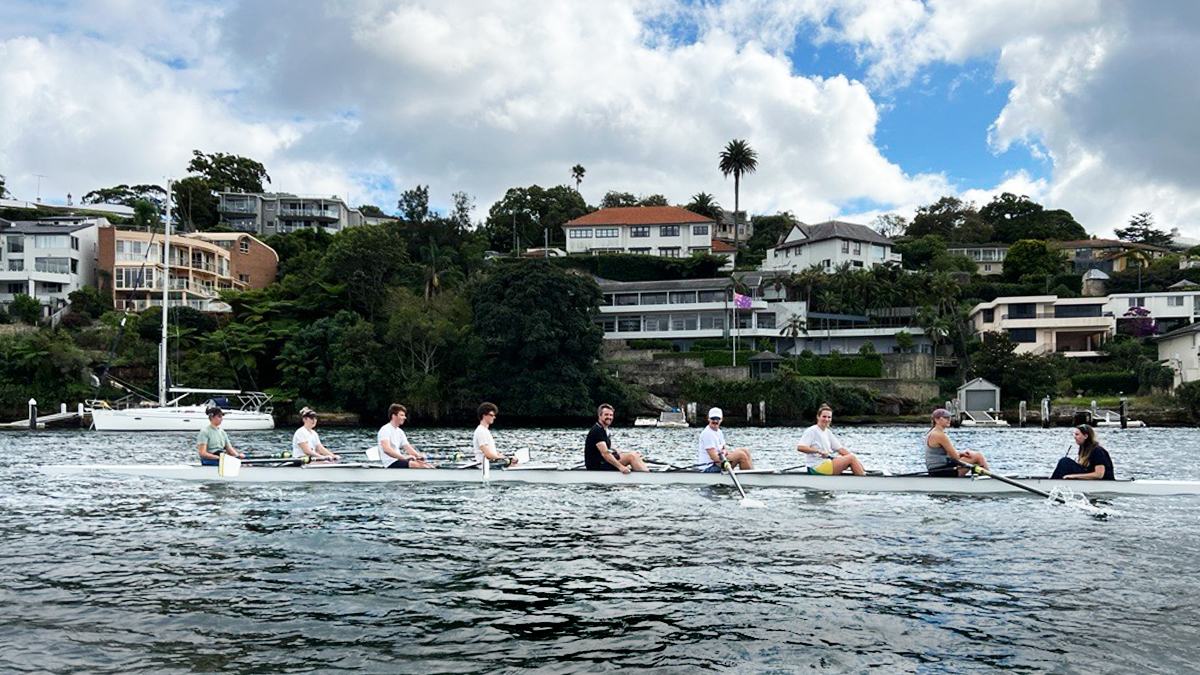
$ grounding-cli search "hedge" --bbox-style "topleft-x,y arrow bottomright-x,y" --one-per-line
675,370 -> 876,421
550,252 -> 728,281
785,354 -> 883,378
626,339 -> 676,351
1070,372 -> 1139,396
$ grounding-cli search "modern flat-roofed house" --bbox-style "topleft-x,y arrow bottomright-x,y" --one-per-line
762,221 -> 901,273
0,216 -> 101,317
1106,288 -> 1200,335
217,191 -> 369,236
1053,239 -> 1170,274
968,295 -> 1114,356
97,224 -> 277,312
947,244 -> 1009,276
562,206 -> 716,257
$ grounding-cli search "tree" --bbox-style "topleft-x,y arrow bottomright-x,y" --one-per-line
719,139 -> 758,250
907,197 -> 991,243
398,185 -> 430,224
319,225 -> 415,322
483,185 -> 589,253
359,204 -> 388,218
7,294 -> 42,325
468,260 -> 605,416
600,191 -> 639,209
980,192 -> 1086,243
173,150 -> 271,230
82,184 -> 167,210
779,314 -> 807,353
1115,212 -> 1174,249
871,213 -> 908,239
171,175 -> 219,230
571,164 -> 586,191
1001,239 -> 1066,283
685,192 -> 722,222
132,199 -> 159,231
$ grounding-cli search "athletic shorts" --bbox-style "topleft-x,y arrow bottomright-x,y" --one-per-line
927,465 -> 958,477
807,459 -> 834,475
701,464 -> 722,473
201,457 -> 219,466
386,458 -> 412,469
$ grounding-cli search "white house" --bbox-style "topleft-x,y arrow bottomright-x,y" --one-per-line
968,295 -> 1113,356
0,217 -> 101,316
1105,289 -> 1200,335
1157,322 -> 1200,388
562,206 -> 716,257
763,221 -> 901,272
947,244 -> 1009,276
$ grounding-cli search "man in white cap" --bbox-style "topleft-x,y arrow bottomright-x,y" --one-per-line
696,407 -> 754,472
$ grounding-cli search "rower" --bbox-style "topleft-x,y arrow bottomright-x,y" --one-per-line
377,403 -> 433,469
696,408 -> 753,472
584,404 -> 648,472
473,402 -> 517,467
796,404 -> 866,475
293,406 -> 338,462
196,406 -> 244,466
925,408 -> 988,476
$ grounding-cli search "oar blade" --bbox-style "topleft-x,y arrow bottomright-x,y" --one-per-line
739,496 -> 766,508
218,453 -> 241,477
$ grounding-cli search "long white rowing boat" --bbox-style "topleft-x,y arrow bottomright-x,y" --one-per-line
37,463 -> 1200,496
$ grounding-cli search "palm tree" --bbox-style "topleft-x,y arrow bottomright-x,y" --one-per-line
779,315 -> 808,354
718,139 -> 758,251
571,164 -> 586,191
685,192 -> 722,222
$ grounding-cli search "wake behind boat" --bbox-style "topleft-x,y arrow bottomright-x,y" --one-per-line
37,462 -> 1200,496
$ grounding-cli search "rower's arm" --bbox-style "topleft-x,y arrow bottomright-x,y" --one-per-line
480,441 -> 504,461
380,438 -> 403,460
402,442 -> 424,460
705,445 -> 723,463
796,443 -> 829,458
596,440 -> 623,469
197,442 -> 219,461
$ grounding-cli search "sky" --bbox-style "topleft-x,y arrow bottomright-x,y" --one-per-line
2,0 -> 1199,240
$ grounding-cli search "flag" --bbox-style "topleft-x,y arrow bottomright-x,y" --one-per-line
733,293 -> 752,309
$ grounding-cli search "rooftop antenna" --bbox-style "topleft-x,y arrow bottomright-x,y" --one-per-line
34,174 -> 47,203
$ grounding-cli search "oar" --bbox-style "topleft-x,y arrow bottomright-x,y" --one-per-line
721,454 -> 765,508
953,459 -> 1070,504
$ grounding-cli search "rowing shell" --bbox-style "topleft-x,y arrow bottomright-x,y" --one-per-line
36,463 -> 1200,496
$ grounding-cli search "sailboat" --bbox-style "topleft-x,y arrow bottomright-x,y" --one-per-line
87,182 -> 275,432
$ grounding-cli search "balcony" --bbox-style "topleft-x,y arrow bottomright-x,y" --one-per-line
279,207 -> 339,222
220,202 -> 258,214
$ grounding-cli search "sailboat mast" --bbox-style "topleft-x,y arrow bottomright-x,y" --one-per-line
159,180 -> 171,408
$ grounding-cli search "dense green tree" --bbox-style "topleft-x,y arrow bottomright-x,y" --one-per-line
132,199 -> 159,231
0,329 -> 93,416
980,193 -> 1086,243
469,260 -> 604,416
719,139 -> 758,250
276,310 -> 377,412
746,212 -> 798,255
871,213 -> 908,239
1001,239 -> 1067,283
970,331 -> 1058,405
894,234 -> 948,270
82,184 -> 167,211
319,224 -> 415,322
599,191 -> 639,209
907,196 -> 991,243
483,185 -> 589,253
172,175 -> 219,230
8,294 -> 42,325
67,286 -> 112,320
358,204 -> 388,218
1115,212 -> 1174,249
385,288 -> 475,417
172,150 -> 271,230
398,185 -> 430,223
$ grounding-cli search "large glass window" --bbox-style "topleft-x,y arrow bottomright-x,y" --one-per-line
630,226 -> 650,238
669,291 -> 697,304
699,313 -> 725,330
35,258 -> 70,274
8,259 -> 24,271
660,225 -> 680,237
697,290 -> 724,303
660,247 -> 681,258
693,225 -> 709,236
641,293 -> 668,305
616,317 -> 641,332
1054,304 -> 1103,318
644,317 -> 670,331
569,228 -> 593,238
671,316 -> 697,330
595,228 -> 619,238
615,294 -> 639,306
34,235 -> 69,249
1008,328 -> 1037,343
1008,303 -> 1037,319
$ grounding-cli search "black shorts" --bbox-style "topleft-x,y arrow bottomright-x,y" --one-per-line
386,458 -> 412,469
928,465 -> 958,478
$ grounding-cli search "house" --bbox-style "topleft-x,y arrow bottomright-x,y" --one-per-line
596,275 -> 927,355
1053,239 -> 1170,274
1156,322 -> 1200,388
968,295 -> 1113,357
1105,289 -> 1200,336
0,216 -> 101,317
217,191 -> 369,236
714,209 -> 752,243
96,224 -> 276,312
946,244 -> 1009,276
762,220 -> 901,273
562,206 -> 716,257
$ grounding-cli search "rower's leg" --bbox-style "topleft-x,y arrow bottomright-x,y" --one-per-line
624,451 -> 649,472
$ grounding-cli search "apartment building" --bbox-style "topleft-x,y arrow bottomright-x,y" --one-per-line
762,221 -> 901,273
968,295 -> 1113,356
217,191 -> 368,236
188,232 -> 279,289
947,244 -> 1009,276
0,217 -> 100,315
1054,239 -> 1170,274
563,207 -> 716,257
96,224 -> 275,312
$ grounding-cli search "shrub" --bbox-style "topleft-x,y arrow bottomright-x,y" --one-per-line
1070,372 -> 1139,396
1178,381 -> 1200,421
7,294 -> 42,325
626,339 -> 675,351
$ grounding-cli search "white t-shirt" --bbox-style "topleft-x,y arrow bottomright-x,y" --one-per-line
473,424 -> 496,463
696,425 -> 726,468
377,423 -> 410,467
292,426 -> 320,457
797,424 -> 843,468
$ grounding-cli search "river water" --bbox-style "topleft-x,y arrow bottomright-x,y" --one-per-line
2,424 -> 1198,674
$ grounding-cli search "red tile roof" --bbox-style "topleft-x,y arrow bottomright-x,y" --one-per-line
711,240 -> 736,252
565,206 -> 714,226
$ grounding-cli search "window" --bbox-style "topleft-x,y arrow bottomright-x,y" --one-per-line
42,282 -> 64,294
1054,304 -> 1102,318
617,317 -> 641,332
660,247 -> 680,258
239,239 -> 250,254
7,283 -> 25,294
693,225 -> 709,236
1009,303 -> 1036,319
598,317 -> 616,332
697,290 -> 724,303
71,237 -> 80,251
669,291 -> 697,304
615,294 -> 639,306
238,274 -> 250,283
852,260 -> 864,268
8,259 -> 23,271
982,309 -> 995,323
756,313 -> 776,329
660,225 -> 680,237
1169,296 -> 1185,307
1128,297 -> 1145,308
841,241 -> 850,253
641,293 -> 668,305
853,242 -> 862,255
34,235 -> 69,249
569,228 -> 593,238
699,313 -> 725,330
115,268 -> 154,289
671,316 -> 697,330
644,317 -> 670,331
631,226 -> 650,238
629,247 -> 651,255
689,246 -> 709,254
595,228 -> 619,238
70,259 -> 78,274
1008,328 -> 1037,343
7,237 -> 24,254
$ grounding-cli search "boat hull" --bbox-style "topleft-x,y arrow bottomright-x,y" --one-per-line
89,407 -> 275,431
38,463 -> 1200,496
